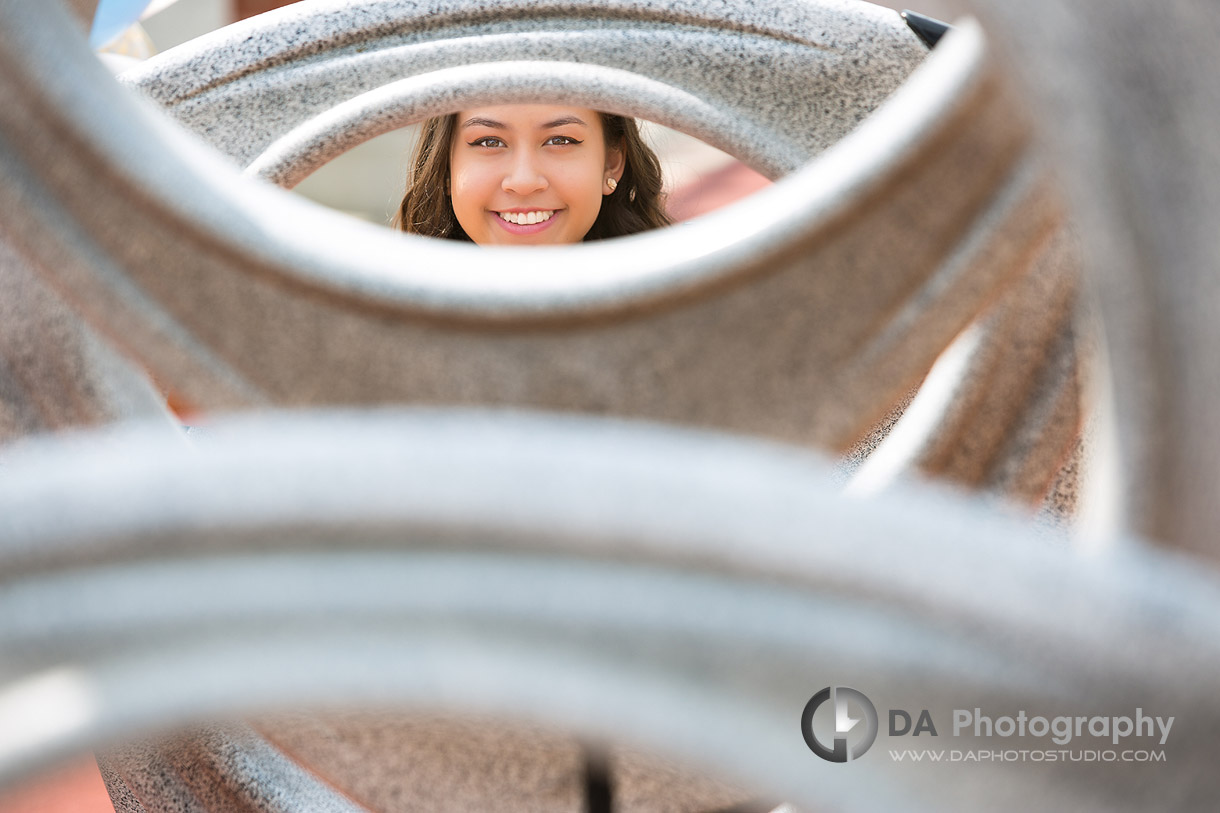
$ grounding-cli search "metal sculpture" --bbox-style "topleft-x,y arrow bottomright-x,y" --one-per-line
1,0 -> 1217,810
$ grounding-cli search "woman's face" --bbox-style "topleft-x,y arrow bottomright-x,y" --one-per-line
448,105 -> 625,245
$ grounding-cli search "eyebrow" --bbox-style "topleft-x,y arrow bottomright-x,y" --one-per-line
541,115 -> 588,129
460,117 -> 505,130
459,115 -> 589,130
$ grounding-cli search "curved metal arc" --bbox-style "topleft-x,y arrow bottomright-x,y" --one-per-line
959,0 -> 1220,558
0,0 -> 989,325
0,628 -> 921,813
246,60 -> 801,188
0,1 -> 1214,810
99,722 -> 372,813
3,0 -> 1034,476
0,551 -> 1075,694
2,411 -> 1218,683
0,239 -> 176,443
2,413 -> 1219,808
121,0 -> 911,107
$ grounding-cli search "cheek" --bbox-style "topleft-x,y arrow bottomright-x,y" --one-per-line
558,162 -> 606,206
448,164 -> 471,196
449,168 -> 491,215
449,152 -> 488,194
446,164 -> 493,241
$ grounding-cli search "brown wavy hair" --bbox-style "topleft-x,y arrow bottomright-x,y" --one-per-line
392,112 -> 672,241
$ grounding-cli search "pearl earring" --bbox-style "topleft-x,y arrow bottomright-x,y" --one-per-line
606,177 -> 618,192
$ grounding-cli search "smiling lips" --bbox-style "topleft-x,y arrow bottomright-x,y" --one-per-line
496,209 -> 556,225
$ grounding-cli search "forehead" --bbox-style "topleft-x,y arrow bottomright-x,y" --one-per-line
454,104 -> 602,133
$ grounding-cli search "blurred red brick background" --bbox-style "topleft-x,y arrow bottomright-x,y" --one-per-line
0,758 -> 114,813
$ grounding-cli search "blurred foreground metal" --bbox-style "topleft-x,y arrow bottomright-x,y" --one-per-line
1,0 -> 1219,810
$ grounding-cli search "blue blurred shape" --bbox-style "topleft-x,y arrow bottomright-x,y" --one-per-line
90,0 -> 154,49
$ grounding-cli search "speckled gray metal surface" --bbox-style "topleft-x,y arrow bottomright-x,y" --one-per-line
0,0 -> 1072,468
845,227 -> 1083,503
954,0 -> 1220,559
5,0 -> 1219,809
107,709 -> 759,813
2,412 -> 1220,812
251,711 -> 759,812
120,0 -> 927,174
251,712 -> 588,813
245,60 -> 808,188
100,723 -> 370,813
0,233 -> 178,445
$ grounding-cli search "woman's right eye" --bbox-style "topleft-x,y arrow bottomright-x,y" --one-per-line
469,137 -> 505,148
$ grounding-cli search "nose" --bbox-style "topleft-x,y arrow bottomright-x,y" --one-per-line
502,149 -> 548,195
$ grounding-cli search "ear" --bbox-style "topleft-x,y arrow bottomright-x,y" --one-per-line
603,140 -> 626,195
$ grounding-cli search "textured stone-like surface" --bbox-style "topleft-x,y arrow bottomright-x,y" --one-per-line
25,1 -> 1220,812
4,412 -> 1220,811
102,723 -> 389,812
845,224 -> 1082,502
0,234 -> 175,445
952,0 -> 1220,557
250,711 -> 757,813
246,60 -> 804,187
122,0 -> 928,174
1,0 -> 1068,462
256,712 -> 586,813
609,744 -> 756,813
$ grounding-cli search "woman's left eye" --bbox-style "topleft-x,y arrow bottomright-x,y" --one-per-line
546,136 -> 581,146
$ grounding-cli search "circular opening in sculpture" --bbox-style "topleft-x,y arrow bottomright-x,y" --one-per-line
291,111 -> 772,242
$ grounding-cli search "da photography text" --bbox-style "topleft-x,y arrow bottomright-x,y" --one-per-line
801,686 -> 1174,764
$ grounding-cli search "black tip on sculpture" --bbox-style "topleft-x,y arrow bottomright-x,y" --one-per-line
901,10 -> 952,49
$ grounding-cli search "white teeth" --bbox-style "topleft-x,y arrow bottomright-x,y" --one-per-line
498,210 -> 554,225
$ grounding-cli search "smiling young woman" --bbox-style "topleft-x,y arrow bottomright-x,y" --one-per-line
393,105 -> 673,245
